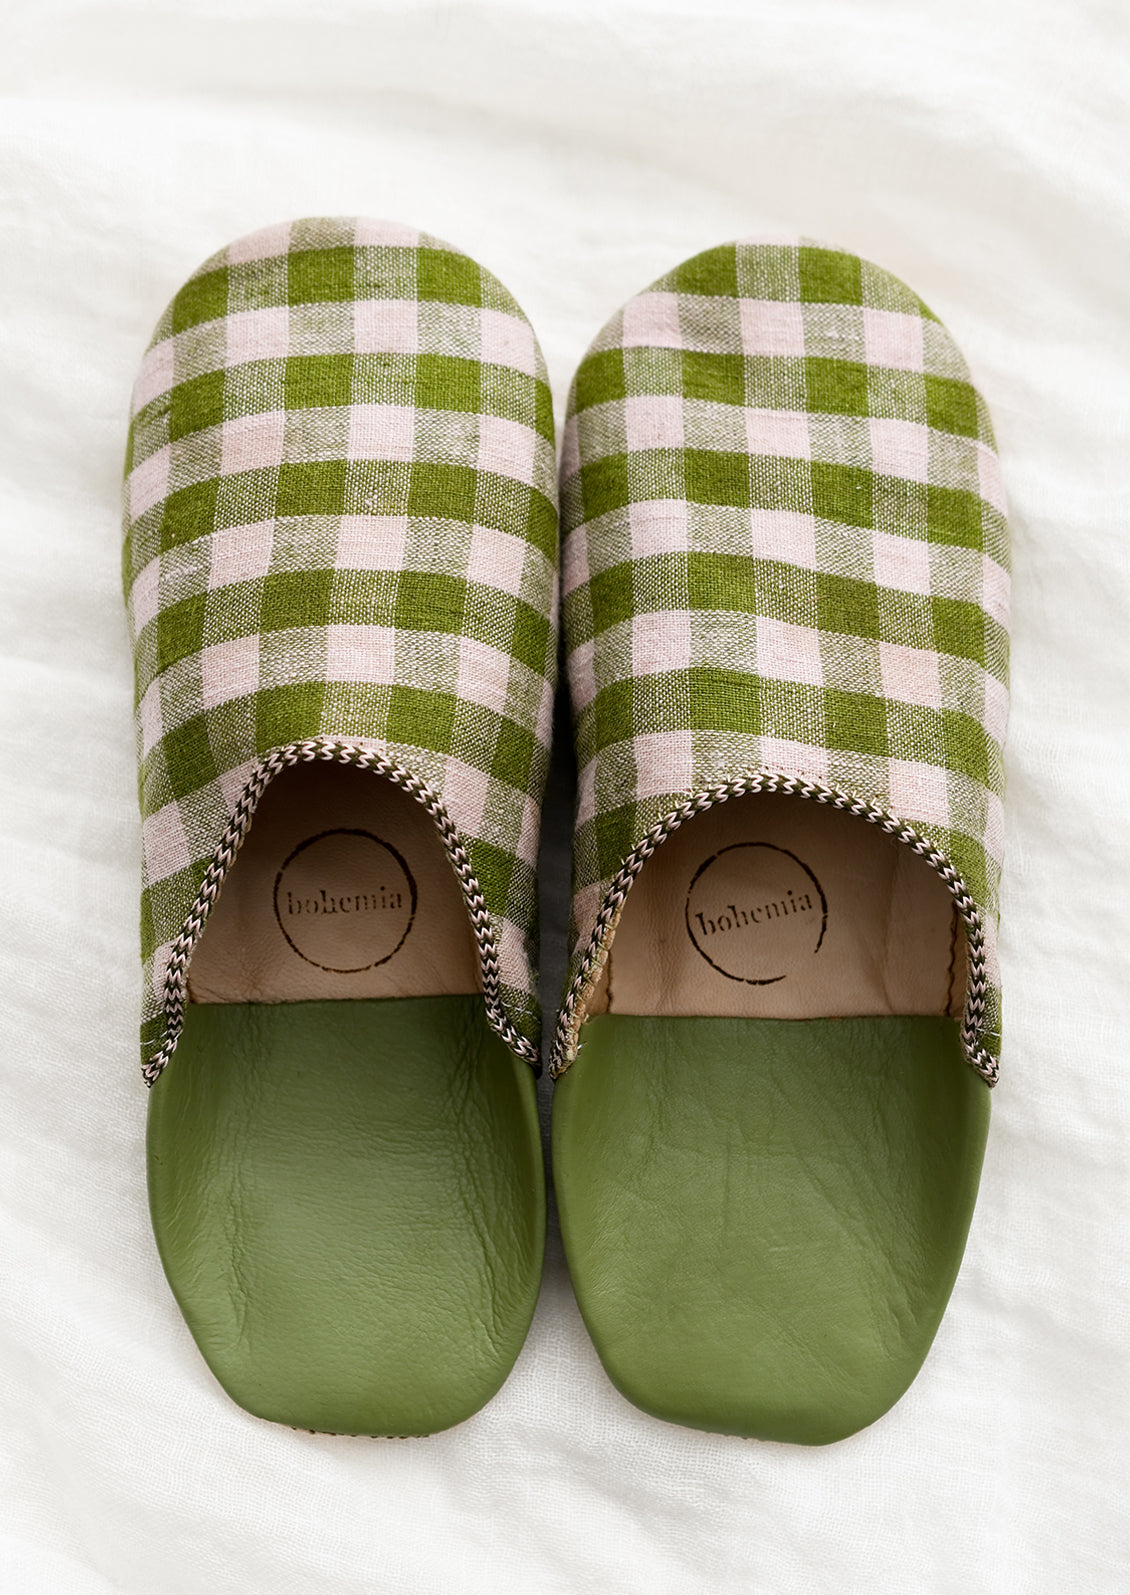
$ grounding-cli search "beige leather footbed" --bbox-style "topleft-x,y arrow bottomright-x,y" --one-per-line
188,762 -> 481,1004
590,791 -> 965,1021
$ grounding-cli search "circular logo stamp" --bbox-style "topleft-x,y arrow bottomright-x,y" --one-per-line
273,830 -> 417,974
685,843 -> 827,985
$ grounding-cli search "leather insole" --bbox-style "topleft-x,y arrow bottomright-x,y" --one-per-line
590,791 -> 965,1022
189,761 -> 481,1005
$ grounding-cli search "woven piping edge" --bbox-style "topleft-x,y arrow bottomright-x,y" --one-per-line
141,736 -> 540,1087
549,772 -> 999,1087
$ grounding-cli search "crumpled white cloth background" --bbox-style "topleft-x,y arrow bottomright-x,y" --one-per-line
2,1 -> 1129,1589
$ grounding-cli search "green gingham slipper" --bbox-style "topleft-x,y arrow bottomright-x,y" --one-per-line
551,238 -> 1008,1444
122,218 -> 557,1435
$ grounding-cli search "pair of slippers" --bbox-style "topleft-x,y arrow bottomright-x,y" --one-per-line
123,219 -> 1008,1445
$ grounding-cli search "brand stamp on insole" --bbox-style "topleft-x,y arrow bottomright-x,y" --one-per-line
274,830 -> 417,973
685,843 -> 827,984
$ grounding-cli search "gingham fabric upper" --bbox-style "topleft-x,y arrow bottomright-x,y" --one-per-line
123,218 -> 558,1075
554,237 -> 1009,1080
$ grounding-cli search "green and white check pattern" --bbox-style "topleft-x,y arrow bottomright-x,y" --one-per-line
554,238 -> 1009,1081
123,217 -> 558,1077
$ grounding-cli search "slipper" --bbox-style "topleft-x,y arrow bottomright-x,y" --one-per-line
551,238 -> 1009,1444
122,217 -> 557,1435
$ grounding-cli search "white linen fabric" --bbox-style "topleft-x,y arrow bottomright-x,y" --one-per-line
1,1 -> 1128,1589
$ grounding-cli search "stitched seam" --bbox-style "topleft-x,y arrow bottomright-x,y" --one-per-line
945,906 -> 961,1017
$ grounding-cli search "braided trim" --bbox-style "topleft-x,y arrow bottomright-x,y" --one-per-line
142,737 -> 539,1087
550,773 -> 999,1087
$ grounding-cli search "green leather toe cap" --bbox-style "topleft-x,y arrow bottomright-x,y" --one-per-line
149,996 -> 544,1436
553,1014 -> 989,1445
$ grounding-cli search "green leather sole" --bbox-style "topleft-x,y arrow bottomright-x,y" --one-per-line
148,995 -> 544,1436
553,1014 -> 989,1445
